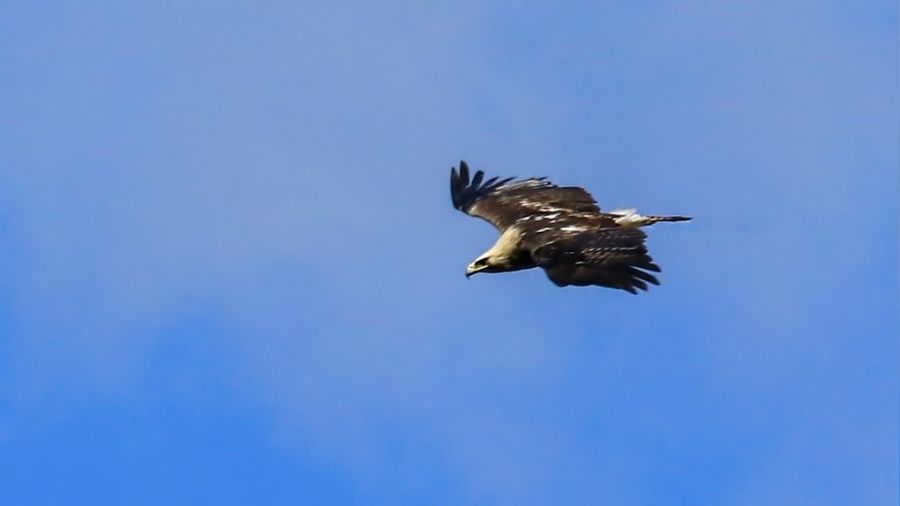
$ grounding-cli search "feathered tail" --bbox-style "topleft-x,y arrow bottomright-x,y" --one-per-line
642,214 -> 692,224
604,209 -> 692,227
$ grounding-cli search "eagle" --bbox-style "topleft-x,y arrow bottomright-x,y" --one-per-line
450,160 -> 690,293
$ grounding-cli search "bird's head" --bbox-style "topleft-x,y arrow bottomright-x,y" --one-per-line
466,255 -> 498,277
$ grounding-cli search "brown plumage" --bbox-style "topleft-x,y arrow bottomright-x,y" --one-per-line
450,160 -> 690,293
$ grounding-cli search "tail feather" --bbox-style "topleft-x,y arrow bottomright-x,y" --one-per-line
605,209 -> 692,227
645,215 -> 692,223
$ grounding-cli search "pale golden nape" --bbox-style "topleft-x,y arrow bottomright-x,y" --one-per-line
465,227 -> 527,277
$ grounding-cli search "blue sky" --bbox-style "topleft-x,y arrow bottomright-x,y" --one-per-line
0,2 -> 896,505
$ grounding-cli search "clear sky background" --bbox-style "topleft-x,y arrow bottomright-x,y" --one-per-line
1,2 -> 896,505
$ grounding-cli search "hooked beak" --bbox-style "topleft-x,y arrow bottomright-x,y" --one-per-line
465,263 -> 479,278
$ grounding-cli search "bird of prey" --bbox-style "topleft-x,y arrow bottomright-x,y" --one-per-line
450,161 -> 690,293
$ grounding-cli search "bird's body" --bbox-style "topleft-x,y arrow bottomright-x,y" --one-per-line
450,161 -> 690,293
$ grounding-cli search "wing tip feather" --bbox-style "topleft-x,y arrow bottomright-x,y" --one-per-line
449,160 -> 519,214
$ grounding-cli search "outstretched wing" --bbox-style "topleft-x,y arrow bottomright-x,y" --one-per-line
530,227 -> 662,294
450,160 -> 603,231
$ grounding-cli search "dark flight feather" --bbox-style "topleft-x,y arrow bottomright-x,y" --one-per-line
450,160 -> 604,230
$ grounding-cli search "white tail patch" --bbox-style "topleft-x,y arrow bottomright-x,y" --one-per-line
609,208 -> 648,227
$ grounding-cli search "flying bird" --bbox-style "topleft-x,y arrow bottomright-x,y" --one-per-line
450,161 -> 690,293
